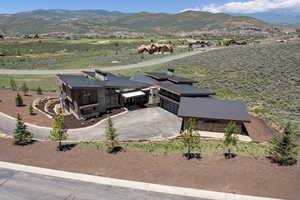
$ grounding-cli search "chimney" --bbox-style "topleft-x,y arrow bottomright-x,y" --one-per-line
95,69 -> 108,81
167,68 -> 175,77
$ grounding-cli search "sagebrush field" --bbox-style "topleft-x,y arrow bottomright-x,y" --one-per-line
117,42 -> 300,130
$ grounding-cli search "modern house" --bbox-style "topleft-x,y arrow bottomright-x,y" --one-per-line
57,69 -> 251,134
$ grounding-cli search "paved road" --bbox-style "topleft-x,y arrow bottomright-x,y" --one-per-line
0,168 -> 207,200
0,107 -> 182,141
0,48 -> 218,75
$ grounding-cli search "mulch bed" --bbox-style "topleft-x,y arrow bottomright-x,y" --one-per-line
64,108 -> 126,129
0,138 -> 299,200
0,90 -> 55,127
244,116 -> 278,143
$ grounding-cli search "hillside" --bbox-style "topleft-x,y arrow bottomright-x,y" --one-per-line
117,41 -> 300,130
0,10 -> 274,37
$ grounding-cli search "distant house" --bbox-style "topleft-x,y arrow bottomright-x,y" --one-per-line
57,69 -> 251,134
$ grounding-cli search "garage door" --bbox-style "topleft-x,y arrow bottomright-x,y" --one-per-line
160,98 -> 179,114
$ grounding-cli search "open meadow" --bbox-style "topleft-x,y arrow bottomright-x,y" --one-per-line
0,38 -> 189,70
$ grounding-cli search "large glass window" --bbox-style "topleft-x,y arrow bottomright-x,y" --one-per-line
79,89 -> 98,106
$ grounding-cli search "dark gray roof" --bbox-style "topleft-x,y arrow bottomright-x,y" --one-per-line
58,71 -> 150,89
145,72 -> 168,80
105,76 -> 150,88
178,97 -> 251,122
82,70 -> 96,78
145,72 -> 197,84
159,82 -> 215,97
57,74 -> 104,88
130,75 -> 159,85
168,76 -> 198,84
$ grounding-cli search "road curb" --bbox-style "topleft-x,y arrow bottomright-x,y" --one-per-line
0,161 -> 280,200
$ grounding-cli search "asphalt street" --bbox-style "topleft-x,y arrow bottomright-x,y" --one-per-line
0,168 -> 208,200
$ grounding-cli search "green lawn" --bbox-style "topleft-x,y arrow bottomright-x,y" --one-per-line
0,74 -> 58,92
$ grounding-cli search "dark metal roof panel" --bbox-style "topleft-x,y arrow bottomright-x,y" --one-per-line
57,74 -> 104,88
159,82 -> 215,96
178,97 -> 251,122
168,76 -> 198,84
145,72 -> 169,80
145,72 -> 197,83
104,77 -> 150,88
130,75 -> 159,85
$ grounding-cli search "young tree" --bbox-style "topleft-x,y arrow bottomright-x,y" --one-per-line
105,116 -> 119,153
50,111 -> 67,151
9,78 -> 17,91
29,104 -> 34,115
13,113 -> 33,145
21,83 -> 29,96
37,86 -> 43,95
16,50 -> 21,56
181,119 -> 201,160
267,122 -> 298,166
224,122 -> 238,159
15,93 -> 23,106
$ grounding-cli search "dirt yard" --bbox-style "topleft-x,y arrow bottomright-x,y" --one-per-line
0,138 -> 299,200
0,90 -> 56,127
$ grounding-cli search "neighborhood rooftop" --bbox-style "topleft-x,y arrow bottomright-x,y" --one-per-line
178,97 -> 251,122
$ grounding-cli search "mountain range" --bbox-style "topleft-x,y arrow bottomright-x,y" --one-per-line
234,12 -> 300,25
0,9 -> 282,37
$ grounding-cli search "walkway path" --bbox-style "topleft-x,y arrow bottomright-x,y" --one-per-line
0,48 -> 219,75
0,161 -> 278,200
0,107 -> 182,142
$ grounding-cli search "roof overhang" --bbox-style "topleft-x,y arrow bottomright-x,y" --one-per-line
121,91 -> 145,98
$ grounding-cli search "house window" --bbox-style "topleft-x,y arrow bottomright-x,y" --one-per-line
79,89 -> 97,106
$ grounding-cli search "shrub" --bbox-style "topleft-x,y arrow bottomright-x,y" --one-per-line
29,104 -> 34,115
13,113 -> 33,145
15,93 -> 23,106
37,86 -> 43,95
21,83 -> 29,96
224,122 -> 238,159
9,78 -> 17,91
267,122 -> 298,166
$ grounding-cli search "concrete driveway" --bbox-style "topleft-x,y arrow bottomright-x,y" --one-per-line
67,107 -> 182,141
0,107 -> 182,142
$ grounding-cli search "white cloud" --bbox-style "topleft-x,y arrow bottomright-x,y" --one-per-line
183,0 -> 300,14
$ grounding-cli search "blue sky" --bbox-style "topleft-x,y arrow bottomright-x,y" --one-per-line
1,0 -> 300,14
0,0 -> 244,14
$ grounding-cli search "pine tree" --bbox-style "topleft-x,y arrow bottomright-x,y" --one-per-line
9,78 -> 17,91
37,86 -> 43,95
15,93 -> 23,106
181,119 -> 201,160
105,116 -> 119,153
224,122 -> 238,159
13,114 -> 33,145
21,83 -> 29,96
267,122 -> 298,166
50,111 -> 67,151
